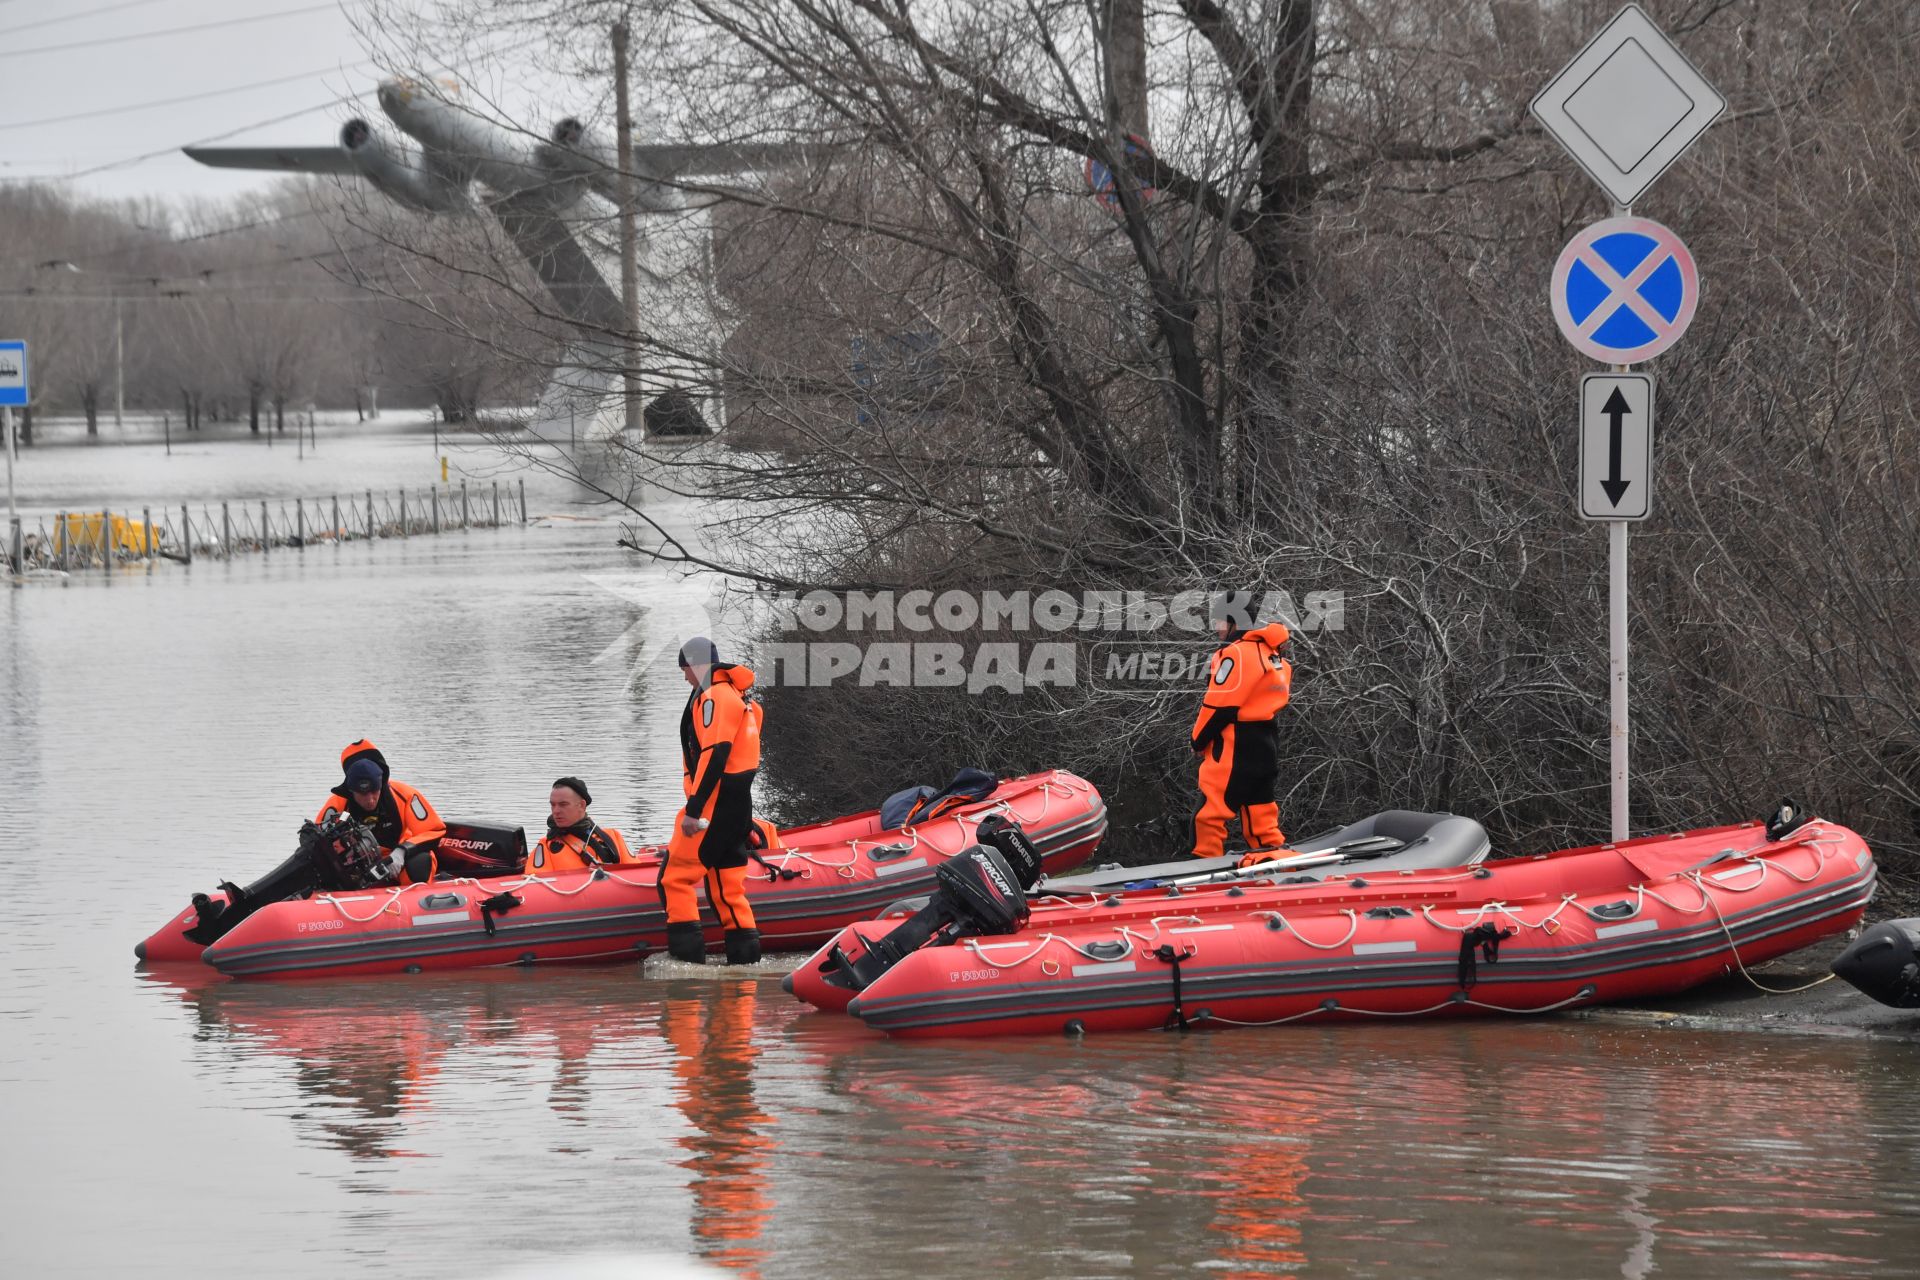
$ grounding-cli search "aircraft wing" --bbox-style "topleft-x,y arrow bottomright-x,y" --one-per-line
182,146 -> 356,174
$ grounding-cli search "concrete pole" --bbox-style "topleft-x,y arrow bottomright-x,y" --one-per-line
101,507 -> 111,574
432,487 -> 440,535
612,21 -> 644,437
492,480 -> 499,526
366,489 -> 374,540
222,502 -> 231,558
181,504 -> 191,564
113,298 -> 124,436
519,478 -> 526,524
141,506 -> 150,561
260,501 -> 270,555
331,495 -> 340,546
400,490 -> 408,538
296,498 -> 305,547
461,479 -> 469,529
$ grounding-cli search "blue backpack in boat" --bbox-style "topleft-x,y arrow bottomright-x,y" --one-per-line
880,767 -> 998,830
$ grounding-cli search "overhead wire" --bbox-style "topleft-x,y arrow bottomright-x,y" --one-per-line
8,0 -> 180,36
0,58 -> 383,132
0,3 -> 353,61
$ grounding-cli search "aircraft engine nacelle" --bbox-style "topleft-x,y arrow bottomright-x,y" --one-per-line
340,119 -> 462,213
538,118 -> 681,212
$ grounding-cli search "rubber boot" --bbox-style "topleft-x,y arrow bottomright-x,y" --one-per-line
724,928 -> 762,966
666,921 -> 707,965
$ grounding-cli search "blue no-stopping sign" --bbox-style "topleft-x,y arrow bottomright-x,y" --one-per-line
1550,217 -> 1698,364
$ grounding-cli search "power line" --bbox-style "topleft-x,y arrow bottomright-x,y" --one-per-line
8,0 -> 179,37
0,3 -> 351,61
51,88 -> 373,181
0,58 -> 381,132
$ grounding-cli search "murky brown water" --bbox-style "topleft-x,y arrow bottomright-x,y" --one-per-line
4,432 -> 1919,1278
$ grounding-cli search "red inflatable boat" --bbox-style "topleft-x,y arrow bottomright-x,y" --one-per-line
139,771 -> 1107,979
803,815 -> 1875,1037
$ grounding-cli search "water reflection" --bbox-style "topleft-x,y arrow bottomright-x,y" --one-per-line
783,1017 -> 1920,1279
661,985 -> 775,1277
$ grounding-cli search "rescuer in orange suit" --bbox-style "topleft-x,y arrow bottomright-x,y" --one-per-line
662,636 -> 764,965
1190,594 -> 1292,861
315,739 -> 446,884
524,776 -> 635,874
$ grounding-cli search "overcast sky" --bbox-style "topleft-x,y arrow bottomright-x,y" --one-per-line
0,0 -> 577,208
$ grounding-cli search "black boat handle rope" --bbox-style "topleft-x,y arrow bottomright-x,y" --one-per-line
1457,922 -> 1515,990
1153,943 -> 1198,1031
479,891 -> 523,937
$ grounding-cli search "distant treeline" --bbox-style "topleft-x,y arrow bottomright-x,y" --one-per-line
0,181 -> 541,441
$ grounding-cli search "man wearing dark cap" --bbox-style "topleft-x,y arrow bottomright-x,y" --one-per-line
525,777 -> 634,874
315,738 -> 446,884
660,635 -> 764,964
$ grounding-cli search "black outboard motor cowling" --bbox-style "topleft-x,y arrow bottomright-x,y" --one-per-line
183,817 -> 385,945
433,821 -> 528,877
975,813 -> 1044,889
832,842 -> 1032,990
1830,920 -> 1920,1008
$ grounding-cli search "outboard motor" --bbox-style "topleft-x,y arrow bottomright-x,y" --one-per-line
830,819 -> 1044,991
433,821 -> 528,877
182,817 -> 384,945
1830,920 -> 1920,1008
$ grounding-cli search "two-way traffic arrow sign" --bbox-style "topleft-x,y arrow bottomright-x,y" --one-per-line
1580,373 -> 1652,520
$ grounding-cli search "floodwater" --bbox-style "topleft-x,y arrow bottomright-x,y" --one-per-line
5,427 -> 1920,1279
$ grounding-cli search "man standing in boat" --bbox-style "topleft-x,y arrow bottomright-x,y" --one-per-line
315,739 -> 447,884
525,776 -> 636,873
661,637 -> 764,966
1189,593 -> 1292,862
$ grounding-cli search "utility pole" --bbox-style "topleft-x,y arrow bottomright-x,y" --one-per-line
611,19 -> 644,436
113,297 -> 125,435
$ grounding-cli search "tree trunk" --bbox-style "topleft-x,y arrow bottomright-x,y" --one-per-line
273,397 -> 285,434
249,387 -> 261,435
354,387 -> 365,422
1101,0 -> 1149,137
1233,0 -> 1317,514
82,386 -> 99,437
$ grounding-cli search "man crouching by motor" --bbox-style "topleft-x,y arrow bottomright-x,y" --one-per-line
316,738 -> 446,885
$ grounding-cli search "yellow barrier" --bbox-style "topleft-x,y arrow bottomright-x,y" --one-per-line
52,513 -> 157,557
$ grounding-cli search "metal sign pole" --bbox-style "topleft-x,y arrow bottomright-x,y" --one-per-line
1608,201 -> 1632,844
1609,487 -> 1630,842
4,405 -> 15,532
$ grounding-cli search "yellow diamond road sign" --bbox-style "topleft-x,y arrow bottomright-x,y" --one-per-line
1530,4 -> 1726,209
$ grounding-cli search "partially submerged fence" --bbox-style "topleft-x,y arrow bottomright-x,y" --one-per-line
7,479 -> 527,573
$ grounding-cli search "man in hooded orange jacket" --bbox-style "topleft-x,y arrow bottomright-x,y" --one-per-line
661,636 -> 764,966
1190,594 -> 1292,861
315,739 -> 446,884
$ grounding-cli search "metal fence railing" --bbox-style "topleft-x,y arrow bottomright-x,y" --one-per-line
6,479 -> 527,574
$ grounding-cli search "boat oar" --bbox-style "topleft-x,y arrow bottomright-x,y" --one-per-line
1123,836 -> 1410,891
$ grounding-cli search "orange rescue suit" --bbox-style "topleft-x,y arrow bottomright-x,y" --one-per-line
1190,624 -> 1291,858
315,739 -> 446,884
526,823 -> 634,875
662,664 -> 763,930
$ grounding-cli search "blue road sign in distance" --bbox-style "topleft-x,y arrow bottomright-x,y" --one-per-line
1550,217 -> 1698,365
1085,134 -> 1155,214
0,340 -> 26,407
